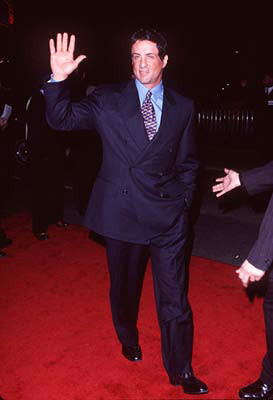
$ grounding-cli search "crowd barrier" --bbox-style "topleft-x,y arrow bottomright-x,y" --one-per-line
197,108 -> 256,146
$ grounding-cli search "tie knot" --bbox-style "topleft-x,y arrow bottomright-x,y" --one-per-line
145,90 -> 152,100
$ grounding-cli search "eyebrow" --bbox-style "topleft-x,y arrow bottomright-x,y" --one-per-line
131,52 -> 156,56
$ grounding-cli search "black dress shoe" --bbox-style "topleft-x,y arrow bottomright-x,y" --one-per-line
0,251 -> 6,258
34,232 -> 49,241
169,371 -> 208,395
0,237 -> 12,248
56,221 -> 69,228
239,379 -> 273,399
122,345 -> 142,362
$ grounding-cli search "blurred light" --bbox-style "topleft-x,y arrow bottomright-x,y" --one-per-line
234,50 -> 239,54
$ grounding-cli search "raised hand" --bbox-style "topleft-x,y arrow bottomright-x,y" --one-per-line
236,259 -> 265,287
212,168 -> 241,197
49,33 -> 86,81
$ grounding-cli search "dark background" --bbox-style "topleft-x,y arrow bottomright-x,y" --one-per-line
1,3 -> 273,108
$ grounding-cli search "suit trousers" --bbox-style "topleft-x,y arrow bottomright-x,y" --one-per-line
31,150 -> 65,233
261,270 -> 273,384
105,211 -> 193,376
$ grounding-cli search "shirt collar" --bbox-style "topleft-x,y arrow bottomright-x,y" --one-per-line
135,79 -> 163,105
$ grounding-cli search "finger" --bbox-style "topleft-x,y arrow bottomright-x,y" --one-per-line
56,33 -> 62,52
68,34 -> 75,54
224,168 -> 230,174
239,273 -> 249,287
212,185 -> 220,192
62,32 -> 68,52
215,178 -> 224,182
74,55 -> 87,68
49,38 -> 56,55
242,275 -> 250,287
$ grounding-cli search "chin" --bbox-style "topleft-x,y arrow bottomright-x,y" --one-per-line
137,75 -> 150,84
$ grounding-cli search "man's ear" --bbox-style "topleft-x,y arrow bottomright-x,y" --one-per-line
162,55 -> 168,69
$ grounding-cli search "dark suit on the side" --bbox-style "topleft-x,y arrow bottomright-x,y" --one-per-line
27,89 -> 66,234
240,161 -> 273,384
44,78 -> 199,377
254,87 -> 273,163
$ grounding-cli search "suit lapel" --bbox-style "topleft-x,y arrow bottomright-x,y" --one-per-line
117,82 -> 177,164
117,80 -> 149,151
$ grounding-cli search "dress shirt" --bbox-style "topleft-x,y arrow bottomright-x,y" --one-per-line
265,86 -> 273,106
135,79 -> 163,132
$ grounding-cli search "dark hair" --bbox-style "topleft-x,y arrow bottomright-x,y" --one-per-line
130,28 -> 168,60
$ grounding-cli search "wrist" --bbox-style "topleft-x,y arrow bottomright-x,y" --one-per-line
51,73 -> 68,82
234,171 -> 241,188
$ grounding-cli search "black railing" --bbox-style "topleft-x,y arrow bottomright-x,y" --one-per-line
14,108 -> 259,166
197,108 -> 256,146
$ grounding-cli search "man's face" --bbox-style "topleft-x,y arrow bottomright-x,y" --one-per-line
263,74 -> 273,87
131,40 -> 168,88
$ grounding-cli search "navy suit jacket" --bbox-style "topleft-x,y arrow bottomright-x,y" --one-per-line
240,161 -> 273,271
44,79 -> 199,243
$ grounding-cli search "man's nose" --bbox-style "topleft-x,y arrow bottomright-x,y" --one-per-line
140,57 -> 147,68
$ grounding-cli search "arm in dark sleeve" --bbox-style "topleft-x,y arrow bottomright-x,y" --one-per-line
240,161 -> 273,196
43,80 -> 100,132
175,101 -> 200,207
247,194 -> 273,271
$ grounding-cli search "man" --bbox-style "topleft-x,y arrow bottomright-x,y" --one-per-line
255,70 -> 273,164
43,29 -> 208,395
0,81 -> 13,258
27,81 -> 68,241
213,162 -> 273,399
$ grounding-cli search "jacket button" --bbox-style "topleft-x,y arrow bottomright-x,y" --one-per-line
158,172 -> 163,176
122,189 -> 128,195
159,192 -> 164,198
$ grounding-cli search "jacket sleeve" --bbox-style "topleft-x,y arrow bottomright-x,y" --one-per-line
247,194 -> 273,271
240,161 -> 273,196
43,80 -> 100,132
239,161 -> 273,271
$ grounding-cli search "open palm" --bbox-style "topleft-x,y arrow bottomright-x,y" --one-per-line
49,33 -> 86,81
212,168 -> 241,197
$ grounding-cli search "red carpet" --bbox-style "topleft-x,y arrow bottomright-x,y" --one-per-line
0,213 -> 266,399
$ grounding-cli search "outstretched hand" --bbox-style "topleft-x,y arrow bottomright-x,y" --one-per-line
236,259 -> 265,288
212,168 -> 241,197
49,33 -> 87,81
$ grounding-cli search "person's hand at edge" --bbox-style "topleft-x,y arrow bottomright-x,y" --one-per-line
236,259 -> 265,288
212,168 -> 241,197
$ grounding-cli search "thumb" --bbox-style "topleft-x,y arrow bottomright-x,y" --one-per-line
74,55 -> 87,68
224,168 -> 230,174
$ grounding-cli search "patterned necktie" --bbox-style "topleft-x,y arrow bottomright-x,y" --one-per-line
141,90 -> 157,141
